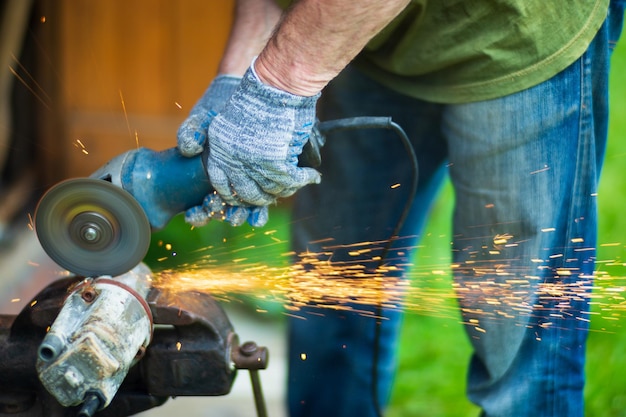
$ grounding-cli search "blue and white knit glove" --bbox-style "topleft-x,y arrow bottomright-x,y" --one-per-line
177,75 -> 268,227
207,62 -> 321,207
184,192 -> 269,228
177,75 -> 241,156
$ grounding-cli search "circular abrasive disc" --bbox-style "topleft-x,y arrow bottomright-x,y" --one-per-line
35,178 -> 151,277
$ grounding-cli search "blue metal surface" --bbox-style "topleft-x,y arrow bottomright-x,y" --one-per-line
117,147 -> 212,230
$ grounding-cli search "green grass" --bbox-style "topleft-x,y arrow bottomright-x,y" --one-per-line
145,39 -> 626,416
583,39 -> 626,417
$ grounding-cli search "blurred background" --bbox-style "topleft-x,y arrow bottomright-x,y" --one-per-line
0,1 -> 625,416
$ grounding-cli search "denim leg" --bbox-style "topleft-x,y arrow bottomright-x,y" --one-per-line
444,6 -> 622,415
288,3 -> 624,417
288,67 -> 448,417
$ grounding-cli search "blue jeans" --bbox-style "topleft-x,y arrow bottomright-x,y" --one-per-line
288,3 -> 625,417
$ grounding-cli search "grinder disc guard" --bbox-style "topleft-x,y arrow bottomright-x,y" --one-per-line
35,178 -> 151,277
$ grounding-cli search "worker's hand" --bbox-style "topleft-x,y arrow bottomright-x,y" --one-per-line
207,62 -> 321,207
177,75 -> 241,156
184,191 -> 269,228
177,75 -> 268,228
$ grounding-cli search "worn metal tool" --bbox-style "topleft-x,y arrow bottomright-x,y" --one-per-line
0,263 -> 269,417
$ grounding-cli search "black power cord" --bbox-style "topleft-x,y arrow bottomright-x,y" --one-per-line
317,117 -> 419,417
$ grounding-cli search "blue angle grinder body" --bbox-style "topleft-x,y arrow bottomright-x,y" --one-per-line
34,147 -> 212,277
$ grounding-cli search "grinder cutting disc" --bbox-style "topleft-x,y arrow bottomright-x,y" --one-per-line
34,178 -> 151,277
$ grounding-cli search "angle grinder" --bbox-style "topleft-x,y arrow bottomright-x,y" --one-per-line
34,119 -> 331,278
34,116 -> 400,277
34,146 -> 213,277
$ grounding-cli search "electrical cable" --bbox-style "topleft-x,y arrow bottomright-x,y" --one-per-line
318,117 -> 419,417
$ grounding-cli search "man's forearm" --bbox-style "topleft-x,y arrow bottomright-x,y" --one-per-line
218,0 -> 283,76
255,0 -> 411,96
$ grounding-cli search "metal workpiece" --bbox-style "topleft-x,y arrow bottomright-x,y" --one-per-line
0,264 -> 271,417
36,264 -> 154,410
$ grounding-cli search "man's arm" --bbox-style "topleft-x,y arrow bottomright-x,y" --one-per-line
218,0 -> 410,94
255,0 -> 411,96
178,0 -> 411,226
217,0 -> 283,76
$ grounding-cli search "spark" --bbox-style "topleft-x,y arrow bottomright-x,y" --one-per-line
119,90 -> 134,143
154,243 -> 419,319
493,234 -> 513,245
530,165 -> 550,175
391,183 -> 401,189
310,238 -> 334,245
74,139 -> 89,155
175,102 -> 182,109
574,247 -> 596,252
11,298 -> 20,303
8,56 -> 52,110
146,231 -> 626,333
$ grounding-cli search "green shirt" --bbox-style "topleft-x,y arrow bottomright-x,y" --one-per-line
354,0 -> 610,103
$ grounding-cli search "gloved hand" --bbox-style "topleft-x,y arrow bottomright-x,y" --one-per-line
177,75 -> 268,227
184,191 -> 269,228
207,61 -> 321,207
177,75 -> 241,156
